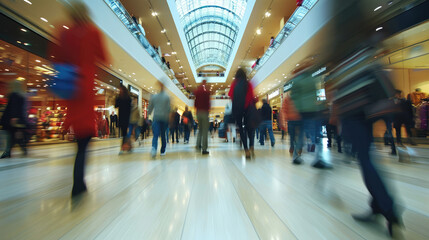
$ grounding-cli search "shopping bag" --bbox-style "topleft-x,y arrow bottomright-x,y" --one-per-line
48,63 -> 79,99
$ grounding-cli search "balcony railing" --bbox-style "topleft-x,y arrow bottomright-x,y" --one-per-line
249,0 -> 318,78
104,0 -> 190,97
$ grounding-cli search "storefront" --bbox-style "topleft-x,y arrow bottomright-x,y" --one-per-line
267,88 -> 281,131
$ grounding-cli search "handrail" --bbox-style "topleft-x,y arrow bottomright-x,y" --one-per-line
249,0 -> 318,78
103,0 -> 190,97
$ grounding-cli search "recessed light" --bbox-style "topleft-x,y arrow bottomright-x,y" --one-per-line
49,24 -> 55,28
374,6 -> 382,12
35,60 -> 41,63
256,29 -> 261,35
161,29 -> 166,33
119,69 -> 122,71
17,41 -> 22,44
172,52 -> 177,55
5,69 -> 9,71
24,0 -> 32,5
176,60 -> 180,62
296,64 -> 300,67
40,17 -> 48,22
63,25 -> 69,29
20,28 -> 27,32
265,11 -> 271,17
376,27 -> 383,31
167,41 -> 171,45
133,72 -> 136,75
151,12 -> 158,16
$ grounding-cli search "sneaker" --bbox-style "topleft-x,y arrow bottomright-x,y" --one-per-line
202,150 -> 209,155
292,157 -> 303,165
312,160 -> 333,169
151,148 -> 156,158
160,152 -> 166,156
271,142 -> 275,147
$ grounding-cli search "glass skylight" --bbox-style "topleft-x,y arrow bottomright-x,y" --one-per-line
175,0 -> 247,69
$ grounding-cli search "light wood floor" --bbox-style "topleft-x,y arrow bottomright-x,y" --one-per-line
0,136 -> 428,240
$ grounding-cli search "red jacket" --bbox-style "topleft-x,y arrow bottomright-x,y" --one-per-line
228,79 -> 256,110
194,85 -> 211,112
52,23 -> 107,139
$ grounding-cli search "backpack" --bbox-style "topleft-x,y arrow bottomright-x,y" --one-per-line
290,70 -> 325,116
232,79 -> 248,116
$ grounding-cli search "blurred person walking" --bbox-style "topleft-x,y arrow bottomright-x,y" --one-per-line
182,106 -> 193,143
289,63 -> 331,168
228,68 -> 258,159
52,2 -> 107,197
194,80 -> 210,154
0,80 -> 28,158
128,98 -> 141,146
224,101 -> 236,143
169,108 -> 180,143
393,90 -> 415,146
116,85 -> 132,153
281,93 -> 303,164
259,99 -> 275,147
148,83 -> 170,158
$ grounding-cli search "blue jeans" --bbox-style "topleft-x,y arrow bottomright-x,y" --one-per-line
127,124 -> 136,138
342,117 -> 396,221
152,121 -> 167,153
288,121 -> 304,159
184,125 -> 191,142
259,120 -> 275,145
303,119 -> 323,161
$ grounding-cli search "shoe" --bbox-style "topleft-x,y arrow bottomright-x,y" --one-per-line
310,144 -> 316,152
151,148 -> 156,158
391,150 -> 397,156
71,184 -> 87,198
245,150 -> 251,159
292,157 -> 303,165
271,142 -> 275,147
202,150 -> 209,155
289,146 -> 294,156
312,160 -> 333,169
0,152 -> 11,159
260,143 -> 264,146
160,152 -> 166,156
250,146 -> 255,157
387,218 -> 404,238
352,211 -> 380,222
233,137 -> 236,143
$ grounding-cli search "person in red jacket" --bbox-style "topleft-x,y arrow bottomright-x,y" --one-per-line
52,2 -> 107,197
194,80 -> 210,154
228,69 -> 256,158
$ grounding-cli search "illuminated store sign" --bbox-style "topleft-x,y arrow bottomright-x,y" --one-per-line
268,89 -> 279,100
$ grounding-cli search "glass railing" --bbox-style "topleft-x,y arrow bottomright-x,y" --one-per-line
249,0 -> 318,78
104,0 -> 190,97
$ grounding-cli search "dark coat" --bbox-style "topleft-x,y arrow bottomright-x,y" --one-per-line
0,92 -> 27,130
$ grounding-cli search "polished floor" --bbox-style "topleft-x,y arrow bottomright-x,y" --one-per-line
0,134 -> 428,240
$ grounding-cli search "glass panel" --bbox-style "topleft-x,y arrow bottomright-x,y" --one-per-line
175,0 -> 247,68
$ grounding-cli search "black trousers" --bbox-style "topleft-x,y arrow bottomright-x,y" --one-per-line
235,111 -> 255,150
72,137 -> 91,194
393,121 -> 412,144
170,127 -> 179,142
5,128 -> 27,154
342,118 -> 397,222
326,124 -> 342,152
120,125 -> 128,146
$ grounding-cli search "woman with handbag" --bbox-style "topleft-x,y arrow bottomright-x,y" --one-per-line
0,80 -> 28,159
228,68 -> 257,159
52,2 -> 107,197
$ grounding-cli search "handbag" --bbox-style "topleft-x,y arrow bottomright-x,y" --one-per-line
48,63 -> 79,99
245,104 -> 262,129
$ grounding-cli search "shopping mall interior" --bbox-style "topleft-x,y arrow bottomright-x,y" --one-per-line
0,0 -> 428,239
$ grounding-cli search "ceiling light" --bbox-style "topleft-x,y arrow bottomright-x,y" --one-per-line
35,60 -> 41,63
40,17 -> 48,22
63,25 -> 69,29
265,11 -> 271,17
176,60 -> 180,62
172,52 -> 177,55
161,29 -> 166,33
151,11 -> 158,16
24,0 -> 32,4
49,24 -> 55,28
374,6 -> 382,12
24,43 -> 30,46
376,27 -> 383,31
296,64 -> 300,66
17,41 -> 22,44
256,28 -> 261,35
20,28 -> 27,32
119,69 -> 122,71
133,72 -> 136,75
179,66 -> 183,69
5,69 -> 9,71
167,41 -> 171,45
